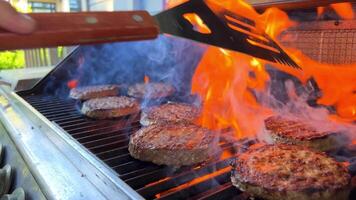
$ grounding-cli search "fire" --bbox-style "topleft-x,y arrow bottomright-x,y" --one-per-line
330,2 -> 354,20
165,0 -> 188,8
164,0 -> 356,137
317,6 -> 325,19
318,2 -> 354,20
67,79 -> 78,89
183,13 -> 212,34
144,75 -> 150,84
155,167 -> 230,198
192,47 -> 273,137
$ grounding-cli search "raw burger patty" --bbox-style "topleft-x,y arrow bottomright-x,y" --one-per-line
128,123 -> 218,167
70,85 -> 119,100
264,115 -> 344,152
140,102 -> 200,126
231,144 -> 351,200
127,83 -> 175,99
81,96 -> 140,119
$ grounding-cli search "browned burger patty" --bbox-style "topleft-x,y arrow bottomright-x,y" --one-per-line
231,144 -> 351,200
81,96 -> 140,119
127,83 -> 175,99
264,116 -> 343,152
140,102 -> 200,126
70,85 -> 119,100
128,123 -> 218,167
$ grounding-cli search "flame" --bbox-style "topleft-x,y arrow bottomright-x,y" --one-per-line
317,6 -> 325,19
165,0 -> 188,8
67,80 -> 78,89
261,7 -> 296,39
274,50 -> 356,122
144,75 -> 150,84
162,1 -> 356,140
167,0 -> 356,138
192,48 -> 273,137
155,167 -> 230,198
183,13 -> 212,34
330,2 -> 354,20
317,3 -> 354,20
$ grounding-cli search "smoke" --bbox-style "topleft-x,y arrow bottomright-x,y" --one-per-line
256,70 -> 356,144
43,35 -> 205,102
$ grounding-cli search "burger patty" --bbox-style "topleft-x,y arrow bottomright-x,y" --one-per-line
81,96 -> 140,119
231,144 -> 351,200
128,123 -> 218,167
70,85 -> 119,100
127,83 -> 175,99
140,102 -> 200,126
264,116 -> 343,152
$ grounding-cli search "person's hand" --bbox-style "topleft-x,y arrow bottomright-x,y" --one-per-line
0,0 -> 36,34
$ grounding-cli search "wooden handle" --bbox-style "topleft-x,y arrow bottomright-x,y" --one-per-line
0,11 -> 159,50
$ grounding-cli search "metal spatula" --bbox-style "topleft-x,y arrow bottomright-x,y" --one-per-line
0,0 -> 299,69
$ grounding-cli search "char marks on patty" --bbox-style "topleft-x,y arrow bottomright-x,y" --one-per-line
140,102 -> 200,126
70,85 -> 119,100
127,83 -> 175,99
81,96 -> 140,119
129,123 -> 218,167
264,116 -> 345,151
231,144 -> 351,200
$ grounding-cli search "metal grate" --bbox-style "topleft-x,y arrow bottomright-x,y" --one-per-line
21,95 -> 251,200
20,94 -> 356,200
280,20 -> 356,65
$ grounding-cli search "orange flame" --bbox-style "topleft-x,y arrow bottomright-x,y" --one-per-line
183,13 -> 212,34
165,0 -> 188,8
155,167 -> 230,198
317,6 -> 325,19
144,75 -> 150,84
330,2 -> 354,20
317,3 -> 354,20
166,0 -> 356,138
67,80 -> 78,89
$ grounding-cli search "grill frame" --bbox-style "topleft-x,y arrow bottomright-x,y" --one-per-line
9,3 -> 356,199
0,86 -> 145,200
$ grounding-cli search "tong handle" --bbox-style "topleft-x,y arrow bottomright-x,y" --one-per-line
0,11 -> 159,50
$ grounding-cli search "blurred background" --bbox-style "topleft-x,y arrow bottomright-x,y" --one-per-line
0,0 -> 166,90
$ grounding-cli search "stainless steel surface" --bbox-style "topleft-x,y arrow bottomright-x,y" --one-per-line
0,113 -> 46,199
280,20 -> 356,64
0,85 -> 143,200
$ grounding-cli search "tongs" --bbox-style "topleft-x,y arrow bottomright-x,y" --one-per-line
0,0 -> 299,69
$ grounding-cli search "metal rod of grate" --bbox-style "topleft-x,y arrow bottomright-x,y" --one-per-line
22,95 -> 247,200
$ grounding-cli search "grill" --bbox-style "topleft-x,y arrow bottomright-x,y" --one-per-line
21,94 -> 252,200
9,1 -> 356,199
17,93 -> 356,200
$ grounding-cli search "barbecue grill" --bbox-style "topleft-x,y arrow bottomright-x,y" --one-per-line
0,1 -> 355,200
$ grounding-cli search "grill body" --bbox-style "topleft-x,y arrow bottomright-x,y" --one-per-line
0,2 -> 355,200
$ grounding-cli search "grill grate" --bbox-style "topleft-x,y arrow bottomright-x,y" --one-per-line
20,94 -> 356,200
280,20 -> 356,65
21,95 -> 248,200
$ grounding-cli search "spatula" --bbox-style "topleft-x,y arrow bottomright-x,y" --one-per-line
0,0 -> 299,69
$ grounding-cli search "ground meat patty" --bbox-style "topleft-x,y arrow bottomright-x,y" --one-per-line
70,85 -> 119,100
264,116 -> 344,152
127,83 -> 175,99
81,96 -> 140,119
128,123 -> 218,167
231,144 -> 351,200
140,102 -> 200,126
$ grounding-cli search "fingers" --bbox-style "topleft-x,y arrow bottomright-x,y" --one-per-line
0,0 -> 36,34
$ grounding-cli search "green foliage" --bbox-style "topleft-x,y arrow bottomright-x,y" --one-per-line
0,51 -> 25,70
